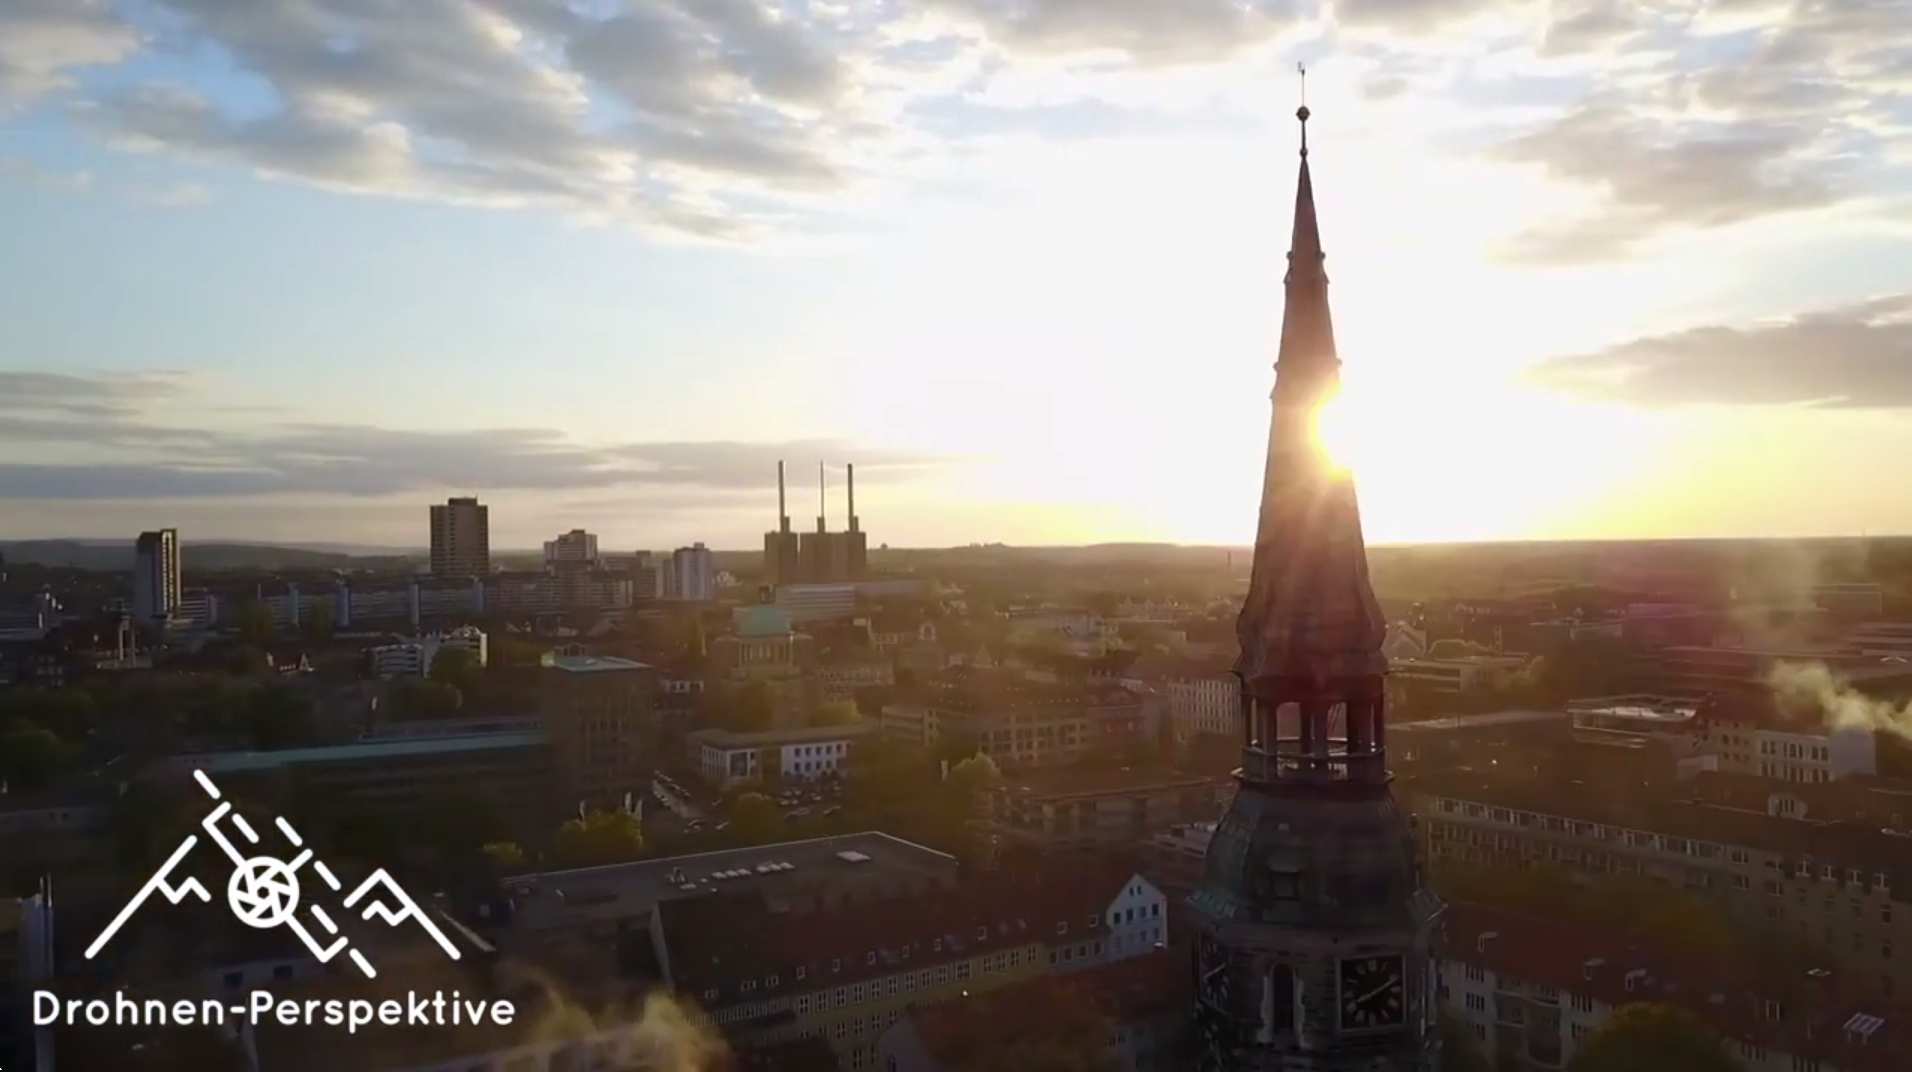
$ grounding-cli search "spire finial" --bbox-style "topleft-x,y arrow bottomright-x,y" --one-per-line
1296,62 -> 1310,157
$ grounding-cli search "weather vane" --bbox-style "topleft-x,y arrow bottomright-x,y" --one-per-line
1297,62 -> 1311,156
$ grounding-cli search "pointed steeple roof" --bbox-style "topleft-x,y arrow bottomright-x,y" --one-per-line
1234,101 -> 1386,686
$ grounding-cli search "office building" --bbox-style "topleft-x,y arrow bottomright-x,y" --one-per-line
776,582 -> 858,624
880,674 -> 1153,769
543,528 -> 599,567
688,723 -> 877,788
1188,104 -> 1441,1070
540,653 -> 655,812
429,496 -> 490,576
132,527 -> 181,622
148,725 -> 552,839
1161,662 -> 1241,742
366,626 -> 488,678
985,766 -> 1227,853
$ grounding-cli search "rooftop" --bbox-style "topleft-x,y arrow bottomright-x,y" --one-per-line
543,653 -> 651,674
1445,902 -> 1906,1070
1406,766 -> 1912,883
687,722 -> 877,749
999,765 -> 1221,800
657,860 -> 1144,1003
502,831 -> 956,932
157,729 -> 546,776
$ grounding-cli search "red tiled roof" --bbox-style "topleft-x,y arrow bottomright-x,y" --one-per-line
660,863 -> 1140,1003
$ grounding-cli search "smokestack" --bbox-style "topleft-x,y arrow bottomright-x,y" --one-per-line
777,461 -> 789,533
848,463 -> 858,532
817,461 -> 827,533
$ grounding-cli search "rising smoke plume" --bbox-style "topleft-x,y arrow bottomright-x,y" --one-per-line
500,959 -> 731,1072
1769,660 -> 1912,739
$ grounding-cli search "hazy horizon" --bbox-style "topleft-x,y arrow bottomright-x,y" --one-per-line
4,1 -> 1909,551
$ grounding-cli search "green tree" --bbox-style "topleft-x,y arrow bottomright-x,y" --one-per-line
0,720 -> 69,790
553,810 -> 645,868
1567,1003 -> 1741,1072
482,841 -> 528,872
430,645 -> 482,697
231,600 -> 275,646
389,678 -> 464,720
810,700 -> 861,727
728,792 -> 782,844
947,752 -> 1003,804
714,680 -> 774,732
300,599 -> 335,640
245,683 -> 317,749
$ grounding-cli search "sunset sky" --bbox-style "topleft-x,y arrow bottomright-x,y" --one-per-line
2,0 -> 1908,551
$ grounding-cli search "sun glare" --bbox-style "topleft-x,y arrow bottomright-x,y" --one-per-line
1313,391 -> 1355,473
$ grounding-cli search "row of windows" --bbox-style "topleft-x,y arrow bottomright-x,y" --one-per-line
1428,801 -> 1895,892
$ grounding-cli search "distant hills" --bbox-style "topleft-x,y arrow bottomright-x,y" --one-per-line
0,539 -> 420,573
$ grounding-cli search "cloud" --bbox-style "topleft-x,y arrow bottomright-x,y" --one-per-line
0,370 -> 183,412
0,154 -> 94,192
0,373 -> 948,499
135,181 -> 213,207
65,0 -> 902,241
925,0 -> 1300,64
1334,0 -> 1503,33
1538,0 -> 1641,56
0,0 -> 140,107
1495,101 -> 1840,262
1529,293 -> 1912,406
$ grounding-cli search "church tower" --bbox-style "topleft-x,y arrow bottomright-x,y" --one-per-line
1189,93 -> 1442,1071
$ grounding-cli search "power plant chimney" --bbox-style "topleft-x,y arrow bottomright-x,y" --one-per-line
777,461 -> 790,533
817,460 -> 827,533
847,462 -> 859,532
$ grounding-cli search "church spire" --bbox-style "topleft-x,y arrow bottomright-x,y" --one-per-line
1235,86 -> 1384,697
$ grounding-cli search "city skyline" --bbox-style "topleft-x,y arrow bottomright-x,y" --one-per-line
3,1 -> 1910,551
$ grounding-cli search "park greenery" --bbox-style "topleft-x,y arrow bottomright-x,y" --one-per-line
1567,1003 -> 1743,1072
553,810 -> 646,869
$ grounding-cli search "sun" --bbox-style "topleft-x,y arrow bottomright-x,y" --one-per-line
1312,390 -> 1355,473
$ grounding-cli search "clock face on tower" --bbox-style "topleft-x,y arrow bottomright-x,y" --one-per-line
1337,954 -> 1407,1032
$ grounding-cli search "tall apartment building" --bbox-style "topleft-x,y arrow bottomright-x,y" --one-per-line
132,527 -> 181,622
543,528 -> 599,567
429,496 -> 490,576
669,542 -> 715,602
